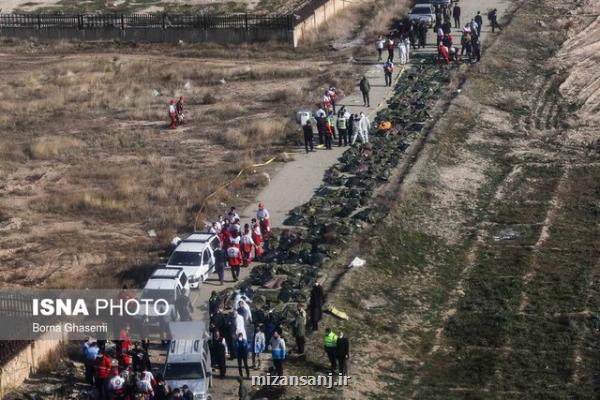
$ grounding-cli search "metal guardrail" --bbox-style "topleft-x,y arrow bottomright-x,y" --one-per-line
0,13 -> 295,30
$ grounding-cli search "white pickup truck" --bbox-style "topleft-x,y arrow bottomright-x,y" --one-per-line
166,233 -> 221,289
408,3 -> 436,27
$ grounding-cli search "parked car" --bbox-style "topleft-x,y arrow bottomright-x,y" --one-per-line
164,321 -> 212,400
140,268 -> 190,331
166,233 -> 220,289
431,0 -> 452,6
408,3 -> 436,27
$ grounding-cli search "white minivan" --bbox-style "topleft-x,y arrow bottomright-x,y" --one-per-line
164,321 -> 212,400
166,233 -> 221,289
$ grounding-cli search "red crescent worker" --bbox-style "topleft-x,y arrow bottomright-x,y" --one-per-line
257,202 -> 272,252
240,224 -> 256,267
251,218 -> 262,258
227,244 -> 243,281
219,219 -> 232,249
168,100 -> 177,129
229,231 -> 241,249
438,43 -> 450,64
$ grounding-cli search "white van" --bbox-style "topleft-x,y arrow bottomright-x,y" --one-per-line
141,268 -> 190,329
164,321 -> 212,400
166,233 -> 220,289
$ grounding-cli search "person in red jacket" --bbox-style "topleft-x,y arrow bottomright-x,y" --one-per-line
117,324 -> 130,355
227,245 -> 243,282
95,351 -> 112,398
168,100 -> 177,129
251,218 -> 262,259
118,351 -> 131,370
438,43 -> 450,63
240,224 -> 256,267
219,219 -> 232,249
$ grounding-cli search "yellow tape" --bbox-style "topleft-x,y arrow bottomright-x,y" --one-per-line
193,156 -> 277,230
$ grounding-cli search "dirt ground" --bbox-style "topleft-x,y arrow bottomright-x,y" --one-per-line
306,0 -> 600,398
0,40 -> 361,289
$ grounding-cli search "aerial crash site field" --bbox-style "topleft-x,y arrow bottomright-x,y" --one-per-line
0,42 -> 356,288
0,0 -> 600,398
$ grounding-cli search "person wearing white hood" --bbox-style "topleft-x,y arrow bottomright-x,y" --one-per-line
237,300 -> 252,324
404,36 -> 411,63
358,112 -> 370,144
234,309 -> 247,340
398,39 -> 407,65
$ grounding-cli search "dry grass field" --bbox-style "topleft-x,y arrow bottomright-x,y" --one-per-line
0,40 -> 359,288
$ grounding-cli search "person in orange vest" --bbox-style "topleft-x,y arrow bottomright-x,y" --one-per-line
168,100 -> 177,129
251,218 -> 263,259
227,244 -> 243,281
94,350 -> 112,399
240,224 -> 256,267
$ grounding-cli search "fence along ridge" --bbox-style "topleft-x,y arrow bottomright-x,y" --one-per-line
0,13 -> 295,29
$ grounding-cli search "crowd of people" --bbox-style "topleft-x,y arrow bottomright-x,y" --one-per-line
203,203 -> 272,283
206,277 -> 351,384
375,5 -> 502,67
301,101 -> 371,153
81,334 -> 189,400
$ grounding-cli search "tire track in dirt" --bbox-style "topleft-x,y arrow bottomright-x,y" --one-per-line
516,166 -> 570,313
407,165 -> 515,398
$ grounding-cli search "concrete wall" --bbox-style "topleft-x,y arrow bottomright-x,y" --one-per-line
0,26 -> 295,45
292,0 -> 352,47
0,337 -> 62,399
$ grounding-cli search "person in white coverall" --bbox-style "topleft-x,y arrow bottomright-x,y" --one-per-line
404,37 -> 411,62
398,39 -> 407,65
359,112 -> 370,144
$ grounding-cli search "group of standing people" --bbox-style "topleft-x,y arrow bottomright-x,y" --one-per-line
379,4 -> 502,66
301,102 -> 371,152
82,338 -> 186,400
208,291 -> 287,380
205,204 -> 271,283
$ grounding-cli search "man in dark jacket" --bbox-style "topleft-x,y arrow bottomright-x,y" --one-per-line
452,4 -> 461,28
303,120 -> 314,153
474,11 -> 483,36
359,76 -> 370,107
211,330 -> 227,379
316,117 -> 326,145
209,291 -> 220,317
418,21 -> 428,48
336,331 -> 350,376
489,9 -> 502,32
214,247 -> 226,285
309,282 -> 324,331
